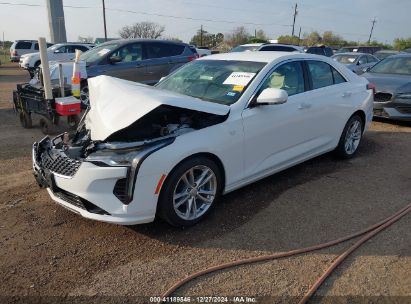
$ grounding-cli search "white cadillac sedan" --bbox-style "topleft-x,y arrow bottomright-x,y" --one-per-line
32,52 -> 374,227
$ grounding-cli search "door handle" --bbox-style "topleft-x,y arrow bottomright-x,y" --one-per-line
342,91 -> 352,97
298,102 -> 312,110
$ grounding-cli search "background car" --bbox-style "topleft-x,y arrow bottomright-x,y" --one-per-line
9,40 -> 53,62
336,46 -> 382,54
32,52 -> 373,227
257,43 -> 303,52
362,54 -> 411,121
230,43 -> 265,52
332,52 -> 379,74
306,45 -> 334,57
374,50 -> 405,60
19,42 -> 95,77
77,39 -> 198,106
195,46 -> 212,57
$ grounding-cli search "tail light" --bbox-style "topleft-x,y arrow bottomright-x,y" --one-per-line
367,83 -> 376,101
367,83 -> 376,95
187,54 -> 198,62
13,50 -> 18,56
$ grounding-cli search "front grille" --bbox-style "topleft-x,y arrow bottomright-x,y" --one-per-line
374,92 -> 392,102
113,178 -> 128,203
41,151 -> 81,177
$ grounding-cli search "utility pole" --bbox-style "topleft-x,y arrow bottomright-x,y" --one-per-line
368,18 -> 376,44
200,25 -> 203,46
298,27 -> 301,45
255,29 -> 257,38
102,0 -> 107,41
291,3 -> 298,36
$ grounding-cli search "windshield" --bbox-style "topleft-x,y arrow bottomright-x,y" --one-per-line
48,44 -> 63,51
332,54 -> 359,64
230,45 -> 260,52
156,60 -> 266,105
369,57 -> 411,75
79,43 -> 119,65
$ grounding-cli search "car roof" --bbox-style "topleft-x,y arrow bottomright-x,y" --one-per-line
333,52 -> 366,56
199,51 -> 326,63
98,39 -> 188,46
240,43 -> 265,47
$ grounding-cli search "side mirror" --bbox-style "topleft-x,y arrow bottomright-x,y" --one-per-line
109,55 -> 122,64
256,88 -> 288,105
362,67 -> 371,73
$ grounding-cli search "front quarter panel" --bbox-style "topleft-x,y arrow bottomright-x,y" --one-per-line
127,116 -> 244,215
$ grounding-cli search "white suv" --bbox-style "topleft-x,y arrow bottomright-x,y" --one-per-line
10,40 -> 53,62
19,42 -> 94,77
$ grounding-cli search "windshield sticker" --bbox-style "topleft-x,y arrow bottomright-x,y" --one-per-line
223,72 -> 256,86
226,92 -> 237,97
98,48 -> 111,56
232,85 -> 244,92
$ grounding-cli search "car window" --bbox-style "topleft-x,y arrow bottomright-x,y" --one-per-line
71,45 -> 89,52
146,42 -> 185,59
260,61 -> 305,96
260,45 -> 295,52
324,48 -> 333,57
156,60 -> 266,105
307,61 -> 334,89
358,56 -> 367,65
34,43 -> 39,50
367,55 -> 378,63
369,57 -> 411,75
332,54 -> 358,64
331,67 -> 346,84
15,41 -> 32,49
110,43 -> 143,62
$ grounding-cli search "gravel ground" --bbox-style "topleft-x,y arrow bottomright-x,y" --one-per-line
0,63 -> 410,304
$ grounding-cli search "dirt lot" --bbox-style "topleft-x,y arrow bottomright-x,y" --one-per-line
0,63 -> 410,304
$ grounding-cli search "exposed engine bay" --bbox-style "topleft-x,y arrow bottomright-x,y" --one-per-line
48,104 -> 227,161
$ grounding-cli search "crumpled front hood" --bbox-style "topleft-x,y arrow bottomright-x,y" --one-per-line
86,76 -> 230,141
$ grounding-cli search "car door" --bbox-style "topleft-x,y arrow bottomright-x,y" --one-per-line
303,60 -> 353,147
99,42 -> 148,82
144,42 -> 186,85
241,60 -> 317,178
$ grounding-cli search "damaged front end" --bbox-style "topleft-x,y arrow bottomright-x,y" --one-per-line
32,104 -> 227,209
31,75 -> 230,222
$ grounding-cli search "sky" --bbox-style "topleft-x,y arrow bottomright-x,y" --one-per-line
0,0 -> 410,44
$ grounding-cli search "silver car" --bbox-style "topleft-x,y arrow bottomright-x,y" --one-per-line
332,52 -> 379,74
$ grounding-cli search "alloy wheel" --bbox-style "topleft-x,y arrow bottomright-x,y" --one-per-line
173,165 -> 217,221
344,119 -> 362,155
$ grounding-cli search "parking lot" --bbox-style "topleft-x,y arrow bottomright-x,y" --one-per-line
0,62 -> 410,303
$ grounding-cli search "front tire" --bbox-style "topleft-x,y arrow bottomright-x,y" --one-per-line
158,157 -> 222,227
335,114 -> 363,159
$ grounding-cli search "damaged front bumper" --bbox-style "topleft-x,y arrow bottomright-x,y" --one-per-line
32,135 -> 171,225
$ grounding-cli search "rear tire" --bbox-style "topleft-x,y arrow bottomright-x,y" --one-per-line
335,114 -> 363,159
157,157 -> 222,227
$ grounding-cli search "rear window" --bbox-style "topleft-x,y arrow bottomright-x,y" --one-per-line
260,45 -> 296,52
15,41 -> 32,49
146,42 -> 185,59
306,47 -> 323,55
